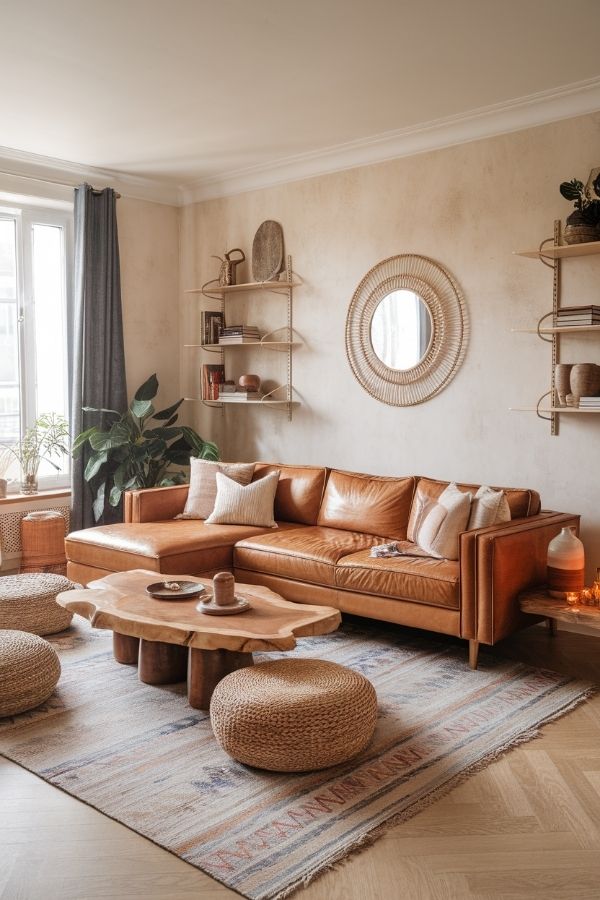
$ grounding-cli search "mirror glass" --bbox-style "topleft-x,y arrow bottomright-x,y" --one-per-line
370,289 -> 433,370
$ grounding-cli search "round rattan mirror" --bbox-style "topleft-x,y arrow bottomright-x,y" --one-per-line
346,254 -> 468,406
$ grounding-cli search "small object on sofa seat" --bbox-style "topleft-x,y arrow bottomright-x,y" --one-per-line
210,658 -> 377,771
370,541 -> 432,558
0,630 -> 61,717
0,573 -> 75,635
205,470 -> 280,527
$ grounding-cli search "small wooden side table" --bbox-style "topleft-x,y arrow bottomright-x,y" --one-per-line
519,587 -> 600,634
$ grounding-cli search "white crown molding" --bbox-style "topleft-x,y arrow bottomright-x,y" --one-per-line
181,76 -> 600,205
0,145 -> 180,206
2,77 -> 599,209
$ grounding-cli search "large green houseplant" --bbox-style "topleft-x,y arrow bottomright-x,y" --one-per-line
73,373 -> 218,521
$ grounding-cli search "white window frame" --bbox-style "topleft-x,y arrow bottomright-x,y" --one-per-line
0,201 -> 73,492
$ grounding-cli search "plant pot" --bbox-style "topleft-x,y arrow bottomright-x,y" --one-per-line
563,211 -> 599,245
570,363 -> 600,401
554,363 -> 573,407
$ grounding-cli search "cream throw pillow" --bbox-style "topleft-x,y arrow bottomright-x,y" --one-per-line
205,470 -> 280,527
413,483 -> 472,560
467,485 -> 511,530
179,459 -> 255,520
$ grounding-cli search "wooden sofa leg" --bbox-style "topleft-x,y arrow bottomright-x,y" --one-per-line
469,640 -> 479,670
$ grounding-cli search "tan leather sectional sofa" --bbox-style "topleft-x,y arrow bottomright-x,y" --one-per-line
66,463 -> 579,668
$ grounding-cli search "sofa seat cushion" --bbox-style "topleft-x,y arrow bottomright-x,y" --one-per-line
234,526 -> 384,587
66,521 -> 301,576
335,548 -> 460,609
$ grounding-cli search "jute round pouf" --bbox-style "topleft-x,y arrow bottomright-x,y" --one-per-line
210,658 -> 378,772
0,573 -> 75,635
0,630 -> 61,717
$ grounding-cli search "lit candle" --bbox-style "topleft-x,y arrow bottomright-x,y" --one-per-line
566,592 -> 579,606
580,588 -> 593,605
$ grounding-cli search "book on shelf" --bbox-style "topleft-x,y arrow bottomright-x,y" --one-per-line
218,336 -> 261,344
557,305 -> 600,315
202,311 -> 225,345
554,318 -> 600,326
218,390 -> 263,401
220,326 -> 259,335
201,363 -> 225,400
578,397 -> 600,406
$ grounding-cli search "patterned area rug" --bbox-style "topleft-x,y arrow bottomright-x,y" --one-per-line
0,619 -> 593,900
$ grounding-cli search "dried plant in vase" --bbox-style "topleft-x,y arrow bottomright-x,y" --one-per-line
1,414 -> 70,495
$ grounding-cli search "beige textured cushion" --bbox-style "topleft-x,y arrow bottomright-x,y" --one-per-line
413,483 -> 472,560
180,460 -> 255,519
205,471 -> 280,527
467,485 -> 511,530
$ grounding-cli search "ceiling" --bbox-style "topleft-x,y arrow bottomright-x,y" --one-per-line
2,0 -> 600,203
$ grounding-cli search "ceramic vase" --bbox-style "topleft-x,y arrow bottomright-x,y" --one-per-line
569,363 -> 600,402
554,364 -> 573,407
547,526 -> 585,598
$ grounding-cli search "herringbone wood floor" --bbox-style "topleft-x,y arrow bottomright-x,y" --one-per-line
1,623 -> 599,900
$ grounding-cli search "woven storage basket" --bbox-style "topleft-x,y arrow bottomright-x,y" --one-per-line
210,658 -> 378,771
0,629 -> 61,717
20,510 -> 67,574
0,573 -> 75,635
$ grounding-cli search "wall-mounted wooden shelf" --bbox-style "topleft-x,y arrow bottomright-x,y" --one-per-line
185,280 -> 300,295
514,240 -> 600,260
512,222 -> 600,434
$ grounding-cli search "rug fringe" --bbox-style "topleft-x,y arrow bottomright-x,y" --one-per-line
268,686 -> 597,900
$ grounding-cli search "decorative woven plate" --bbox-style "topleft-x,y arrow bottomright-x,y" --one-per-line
197,596 -> 251,616
252,220 -> 283,282
146,581 -> 206,600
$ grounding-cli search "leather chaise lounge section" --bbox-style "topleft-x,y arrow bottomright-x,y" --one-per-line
66,463 -> 579,668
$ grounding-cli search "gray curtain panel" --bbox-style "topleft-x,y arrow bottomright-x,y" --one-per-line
70,184 -> 127,530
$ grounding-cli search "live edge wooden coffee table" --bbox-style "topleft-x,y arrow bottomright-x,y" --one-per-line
57,569 -> 341,710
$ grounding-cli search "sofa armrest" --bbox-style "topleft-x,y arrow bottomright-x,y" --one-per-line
459,511 -> 580,644
124,484 -> 190,523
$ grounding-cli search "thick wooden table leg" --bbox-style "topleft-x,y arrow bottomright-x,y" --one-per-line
113,632 -> 140,665
138,639 -> 188,685
547,617 -> 557,636
187,648 -> 254,710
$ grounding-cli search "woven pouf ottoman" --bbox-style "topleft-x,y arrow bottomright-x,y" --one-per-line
0,630 -> 61,717
210,658 -> 378,771
0,573 -> 75,635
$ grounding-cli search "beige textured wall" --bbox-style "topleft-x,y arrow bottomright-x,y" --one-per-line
118,197 -> 181,412
181,113 -> 600,576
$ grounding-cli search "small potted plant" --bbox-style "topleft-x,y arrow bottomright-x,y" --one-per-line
559,174 -> 600,244
1,413 -> 70,494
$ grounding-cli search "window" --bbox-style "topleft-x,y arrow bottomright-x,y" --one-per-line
0,202 -> 72,490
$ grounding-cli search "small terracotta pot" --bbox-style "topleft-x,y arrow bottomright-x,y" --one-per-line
554,364 -> 573,407
238,374 -> 261,393
569,363 -> 600,401
213,572 -> 235,606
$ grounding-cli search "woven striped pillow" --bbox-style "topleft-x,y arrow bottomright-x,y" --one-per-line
205,471 -> 280,527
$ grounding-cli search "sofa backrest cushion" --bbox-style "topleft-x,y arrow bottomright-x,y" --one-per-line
407,477 -> 541,541
317,469 -> 417,539
252,463 -> 328,525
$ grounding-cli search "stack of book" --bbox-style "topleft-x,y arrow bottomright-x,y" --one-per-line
578,396 -> 600,409
218,325 -> 260,344
218,390 -> 262,401
555,306 -> 600,327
